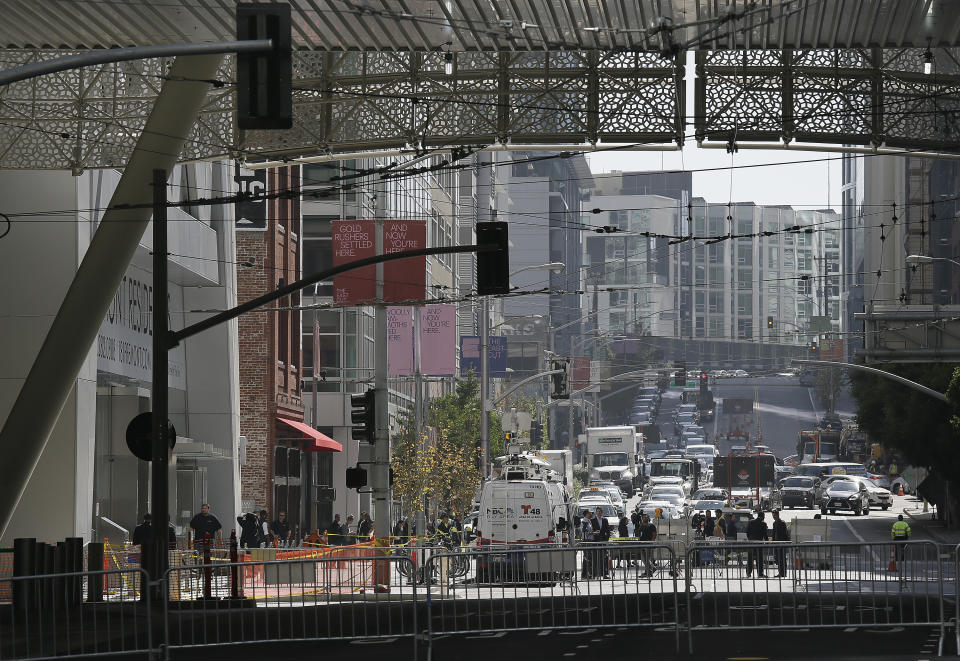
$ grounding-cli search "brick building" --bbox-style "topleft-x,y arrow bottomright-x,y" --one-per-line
237,165 -> 340,538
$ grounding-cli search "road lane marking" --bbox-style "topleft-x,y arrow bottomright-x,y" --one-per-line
843,518 -> 885,565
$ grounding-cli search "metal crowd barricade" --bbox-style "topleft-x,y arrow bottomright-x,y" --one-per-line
162,553 -> 418,654
424,542 -> 681,653
684,540 -> 944,654
0,568 -> 152,660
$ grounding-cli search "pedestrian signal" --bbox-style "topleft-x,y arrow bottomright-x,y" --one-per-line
350,389 -> 376,443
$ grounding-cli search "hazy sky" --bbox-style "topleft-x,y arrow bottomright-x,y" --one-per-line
587,147 -> 844,211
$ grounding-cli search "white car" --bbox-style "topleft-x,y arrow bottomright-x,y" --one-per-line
636,500 -> 680,520
694,488 -> 728,501
852,476 -> 893,510
733,369 -> 749,378
649,486 -> 687,510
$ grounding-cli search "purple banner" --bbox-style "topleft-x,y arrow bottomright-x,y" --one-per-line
418,305 -> 456,376
387,307 -> 414,376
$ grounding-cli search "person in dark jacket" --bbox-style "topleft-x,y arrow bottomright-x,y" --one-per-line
745,511 -> 769,577
237,512 -> 262,549
133,513 -> 177,548
271,511 -> 290,547
615,515 -> 630,568
327,514 -> 344,544
594,507 -> 611,577
357,512 -> 372,540
770,510 -> 790,577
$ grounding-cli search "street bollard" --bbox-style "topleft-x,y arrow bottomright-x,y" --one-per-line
229,529 -> 241,599
86,541 -> 104,602
12,537 -> 36,611
202,532 -> 213,599
65,537 -> 83,606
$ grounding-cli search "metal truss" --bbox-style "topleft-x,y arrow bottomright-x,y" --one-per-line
0,51 -> 235,171
241,50 -> 684,161
5,46 -> 960,170
857,303 -> 960,363
696,48 -> 960,151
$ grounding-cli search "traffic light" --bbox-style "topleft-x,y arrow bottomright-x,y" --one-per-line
345,465 -> 367,490
550,358 -> 569,399
767,316 -> 774,328
675,363 -> 687,386
476,222 -> 510,295
350,389 -> 376,443
699,372 -> 708,395
810,341 -> 818,352
236,3 -> 292,130
504,431 -> 513,442
530,420 -> 543,447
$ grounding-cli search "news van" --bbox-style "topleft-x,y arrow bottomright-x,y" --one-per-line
475,478 -> 573,583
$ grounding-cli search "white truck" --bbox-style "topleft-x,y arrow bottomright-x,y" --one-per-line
537,449 -> 575,497
585,426 -> 641,494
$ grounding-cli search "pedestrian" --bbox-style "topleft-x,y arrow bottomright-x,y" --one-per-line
358,511 -> 373,541
594,506 -> 611,578
615,514 -> 630,568
702,510 -> 715,540
258,510 -> 272,546
891,514 -> 911,564
630,505 -> 642,535
132,513 -> 153,547
637,513 -> 658,577
393,516 -> 410,545
711,510 -> 725,539
344,515 -> 356,544
237,512 -> 261,548
271,511 -> 290,547
327,514 -> 343,544
580,510 -> 596,578
436,514 -> 454,549
190,503 -> 223,547
770,510 -> 790,577
745,511 -> 768,577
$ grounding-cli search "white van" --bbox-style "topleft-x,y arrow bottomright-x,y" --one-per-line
475,479 -> 572,583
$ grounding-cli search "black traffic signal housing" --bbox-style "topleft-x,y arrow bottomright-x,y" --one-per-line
345,465 -> 367,490
675,363 -> 687,386
550,358 -> 569,399
767,316 -> 774,328
530,420 -> 543,446
350,389 -> 376,443
810,341 -> 818,352
699,371 -> 708,395
236,3 -> 292,130
476,222 -> 510,295
504,431 -> 513,442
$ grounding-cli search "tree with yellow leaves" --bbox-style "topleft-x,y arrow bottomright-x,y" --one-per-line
392,377 -> 499,517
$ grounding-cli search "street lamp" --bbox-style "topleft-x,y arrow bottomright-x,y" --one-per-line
906,254 -> 960,269
481,262 -> 565,477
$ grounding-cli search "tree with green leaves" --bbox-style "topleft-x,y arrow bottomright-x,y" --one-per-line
391,376 -> 502,517
849,362 -> 960,522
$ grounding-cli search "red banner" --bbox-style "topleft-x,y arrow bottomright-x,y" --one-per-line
383,220 -> 426,303
571,356 -> 591,390
332,220 -> 376,304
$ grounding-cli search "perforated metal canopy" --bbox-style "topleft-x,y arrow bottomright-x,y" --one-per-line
2,0 -> 960,170
1,0 -> 959,52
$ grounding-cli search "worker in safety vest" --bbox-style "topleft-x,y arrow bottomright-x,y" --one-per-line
891,514 -> 911,563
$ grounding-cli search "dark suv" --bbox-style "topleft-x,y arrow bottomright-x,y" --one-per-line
779,476 -> 818,509
820,480 -> 870,516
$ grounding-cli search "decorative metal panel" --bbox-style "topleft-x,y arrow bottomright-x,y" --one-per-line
696,48 -> 960,151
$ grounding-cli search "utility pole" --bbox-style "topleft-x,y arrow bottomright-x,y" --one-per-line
147,168 -> 170,596
480,297 -> 490,476
373,196 -> 390,540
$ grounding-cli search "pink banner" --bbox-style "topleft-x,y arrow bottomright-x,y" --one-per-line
387,307 -> 414,376
418,305 -> 456,376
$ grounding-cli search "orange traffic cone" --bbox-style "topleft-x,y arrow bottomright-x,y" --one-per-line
897,482 -> 904,496
888,547 -> 897,572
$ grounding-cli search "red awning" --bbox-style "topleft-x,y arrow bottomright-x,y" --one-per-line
276,418 -> 342,452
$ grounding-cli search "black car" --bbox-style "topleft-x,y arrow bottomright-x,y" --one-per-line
779,476 -> 818,509
820,480 -> 870,516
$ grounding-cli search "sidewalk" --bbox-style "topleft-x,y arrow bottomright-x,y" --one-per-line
902,495 -> 960,547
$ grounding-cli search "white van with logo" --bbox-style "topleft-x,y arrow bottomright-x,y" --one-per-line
475,479 -> 572,582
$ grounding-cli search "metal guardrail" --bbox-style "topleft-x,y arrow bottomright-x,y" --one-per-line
684,540 -> 945,654
424,543 -> 682,653
162,554 -> 418,655
0,541 -> 957,659
0,568 -> 152,660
